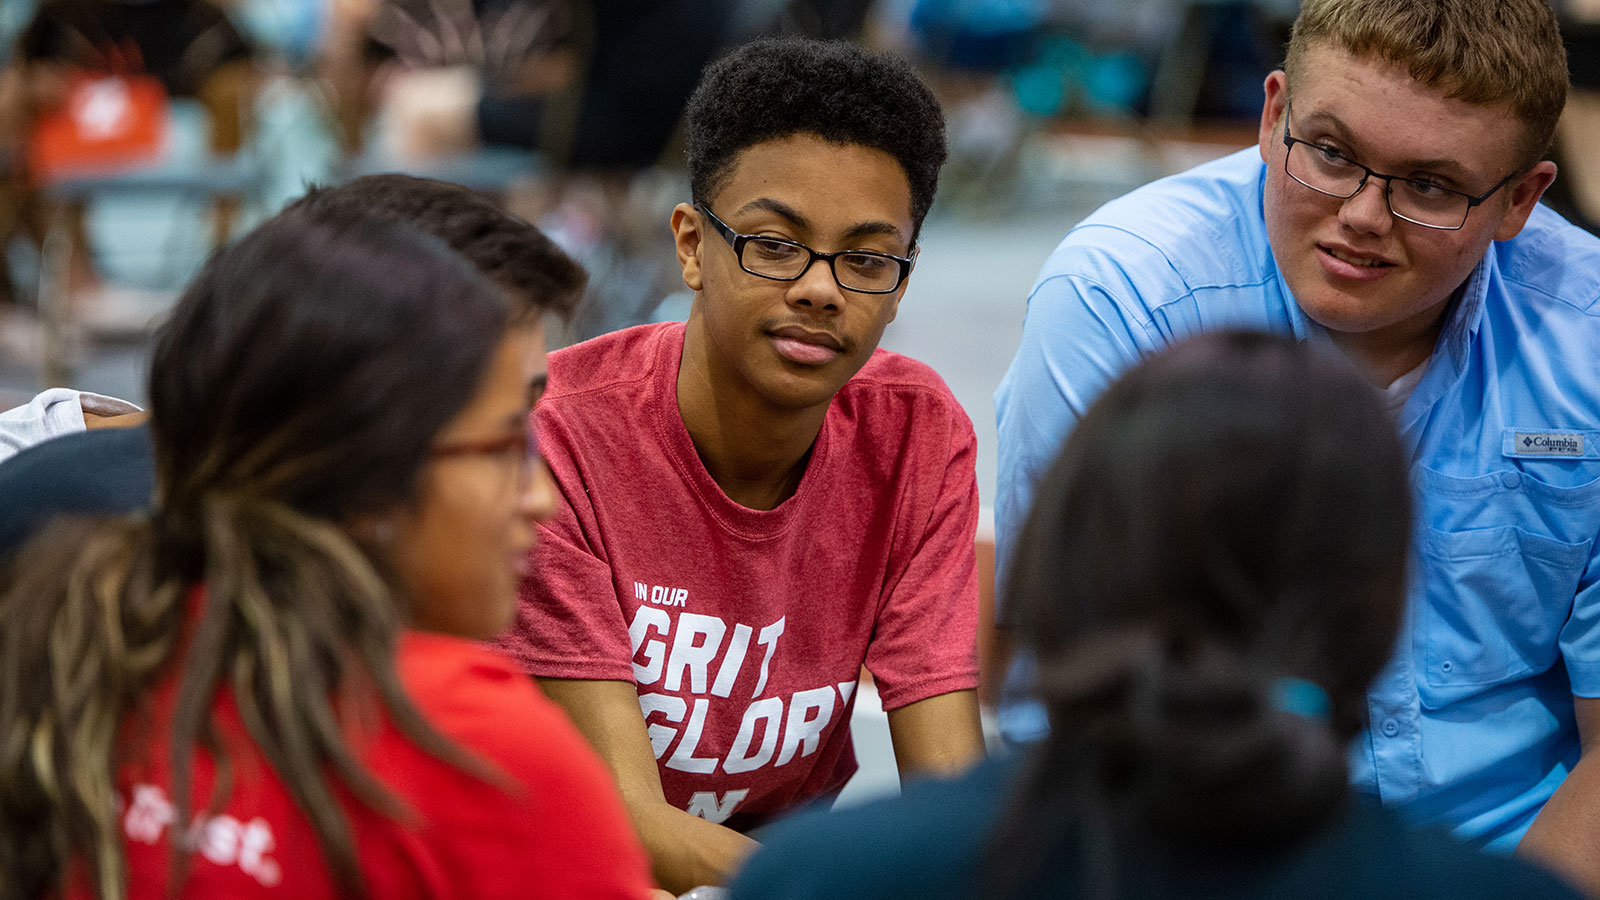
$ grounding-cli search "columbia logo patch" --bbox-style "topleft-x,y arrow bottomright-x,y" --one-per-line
1514,432 -> 1585,456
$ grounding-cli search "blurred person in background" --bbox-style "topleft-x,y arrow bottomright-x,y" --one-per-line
321,0 -> 886,342
0,385 -> 145,463
994,0 -> 1600,893
319,0 -> 578,161
732,331 -> 1586,900
0,171 -> 584,564
0,0 -> 258,344
0,204 -> 660,899
1546,0 -> 1600,233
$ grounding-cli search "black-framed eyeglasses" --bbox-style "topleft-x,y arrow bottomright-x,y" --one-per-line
695,203 -> 915,294
1281,105 -> 1519,231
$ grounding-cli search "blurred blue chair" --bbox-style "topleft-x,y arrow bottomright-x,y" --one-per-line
34,97 -> 260,383
233,0 -> 326,73
340,143 -> 544,195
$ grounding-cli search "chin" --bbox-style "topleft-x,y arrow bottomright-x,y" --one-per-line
766,383 -> 844,412
749,367 -> 843,410
1291,285 -> 1388,334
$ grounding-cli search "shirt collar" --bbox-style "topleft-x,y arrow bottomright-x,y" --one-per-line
1436,250 -> 1492,370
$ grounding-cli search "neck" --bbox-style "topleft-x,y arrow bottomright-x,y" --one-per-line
1329,295 -> 1453,387
676,322 -> 829,511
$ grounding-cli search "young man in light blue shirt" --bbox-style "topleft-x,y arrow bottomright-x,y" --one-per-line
996,0 -> 1600,892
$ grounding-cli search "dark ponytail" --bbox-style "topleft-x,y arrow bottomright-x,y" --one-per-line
987,331 -> 1411,898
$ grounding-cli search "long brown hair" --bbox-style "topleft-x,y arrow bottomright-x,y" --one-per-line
0,208 -> 512,899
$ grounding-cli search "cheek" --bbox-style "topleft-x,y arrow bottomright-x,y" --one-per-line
707,288 -> 770,349
1406,229 -> 1482,281
1263,173 -> 1310,231
859,304 -> 897,347
1260,176 -> 1292,243
400,481 -> 506,589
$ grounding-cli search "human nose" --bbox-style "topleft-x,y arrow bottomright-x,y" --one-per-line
1337,174 -> 1395,236
785,251 -> 846,314
519,459 -> 558,524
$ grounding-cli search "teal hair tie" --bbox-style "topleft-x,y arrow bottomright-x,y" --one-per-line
1271,677 -> 1331,721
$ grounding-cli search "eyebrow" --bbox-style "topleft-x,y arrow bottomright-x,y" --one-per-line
1298,109 -> 1475,182
735,197 -> 907,245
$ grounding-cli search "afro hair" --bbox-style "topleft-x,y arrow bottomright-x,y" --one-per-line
684,38 -> 947,241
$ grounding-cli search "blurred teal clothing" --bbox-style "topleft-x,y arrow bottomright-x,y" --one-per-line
729,756 -> 1586,900
994,149 -> 1600,850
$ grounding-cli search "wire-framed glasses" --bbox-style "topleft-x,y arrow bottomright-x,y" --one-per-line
1281,105 -> 1518,230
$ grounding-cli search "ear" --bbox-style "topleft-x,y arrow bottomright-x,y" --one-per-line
883,246 -> 920,326
348,510 -> 404,547
1492,160 -> 1558,242
1259,70 -> 1288,164
671,202 -> 706,292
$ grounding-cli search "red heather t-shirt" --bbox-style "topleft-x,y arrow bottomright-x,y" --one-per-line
498,322 -> 980,830
77,631 -> 654,900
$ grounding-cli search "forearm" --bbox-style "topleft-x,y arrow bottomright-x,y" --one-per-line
1519,753 -> 1600,897
623,791 -> 758,893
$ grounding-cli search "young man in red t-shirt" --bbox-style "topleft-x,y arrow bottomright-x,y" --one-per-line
497,37 -> 985,891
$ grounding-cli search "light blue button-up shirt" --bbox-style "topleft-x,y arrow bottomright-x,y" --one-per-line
995,148 -> 1600,850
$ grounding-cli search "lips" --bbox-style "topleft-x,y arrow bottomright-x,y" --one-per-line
1321,243 -> 1394,267
1317,243 -> 1396,281
768,324 -> 844,366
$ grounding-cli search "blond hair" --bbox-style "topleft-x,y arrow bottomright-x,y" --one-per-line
1285,0 -> 1569,169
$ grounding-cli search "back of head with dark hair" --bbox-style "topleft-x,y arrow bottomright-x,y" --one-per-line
684,37 -> 947,241
287,173 -> 586,322
149,205 -> 509,525
991,331 -> 1412,898
0,206 -> 512,900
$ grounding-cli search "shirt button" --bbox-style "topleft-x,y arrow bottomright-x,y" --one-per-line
1500,470 -> 1522,489
1441,660 -> 1454,673
1381,718 -> 1400,737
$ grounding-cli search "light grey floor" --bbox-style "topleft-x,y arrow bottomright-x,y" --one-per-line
881,212 -> 1084,516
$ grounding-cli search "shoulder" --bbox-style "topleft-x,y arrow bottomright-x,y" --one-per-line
730,757 -> 1016,900
395,633 -> 629,814
0,422 -> 153,486
546,322 -> 678,403
1040,149 -> 1275,298
391,633 -> 653,897
1494,206 -> 1600,317
538,324 -> 679,475
0,424 -> 155,559
0,421 -> 152,481
396,632 -> 595,769
837,350 -> 970,431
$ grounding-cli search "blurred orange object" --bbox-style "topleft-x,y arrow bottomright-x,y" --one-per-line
27,73 -> 168,182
